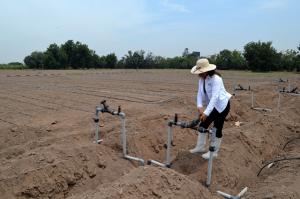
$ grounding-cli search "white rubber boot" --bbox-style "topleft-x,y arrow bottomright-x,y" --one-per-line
202,138 -> 222,159
189,133 -> 206,153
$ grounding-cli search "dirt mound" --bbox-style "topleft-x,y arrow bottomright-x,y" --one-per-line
68,166 -> 218,199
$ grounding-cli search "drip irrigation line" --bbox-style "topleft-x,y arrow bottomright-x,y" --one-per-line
257,156 -> 300,177
70,90 -> 176,104
0,95 -> 57,111
2,80 -> 180,104
0,118 -> 31,128
0,104 -> 33,117
283,137 -> 300,150
0,91 -> 90,113
79,76 -> 195,87
75,88 -> 171,102
0,118 -> 18,126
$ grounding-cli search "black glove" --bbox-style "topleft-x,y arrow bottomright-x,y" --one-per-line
180,122 -> 188,128
186,119 -> 200,128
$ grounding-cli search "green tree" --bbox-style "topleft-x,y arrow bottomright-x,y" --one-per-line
24,51 -> 46,69
61,40 -> 76,67
44,43 -> 67,69
244,41 -> 280,71
105,53 -> 117,68
216,49 -> 232,70
123,50 -> 145,69
279,50 -> 298,71
231,50 -> 247,70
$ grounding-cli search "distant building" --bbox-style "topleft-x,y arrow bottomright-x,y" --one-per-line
191,51 -> 200,58
182,48 -> 200,58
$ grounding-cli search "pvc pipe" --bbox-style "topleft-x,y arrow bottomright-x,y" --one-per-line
119,113 -> 145,165
277,92 -> 281,112
237,187 -> 248,197
121,117 -> 127,156
217,187 -> 248,199
124,155 -> 144,166
251,92 -> 254,108
94,108 -> 102,144
147,160 -> 167,167
95,103 -> 145,165
206,127 -> 216,187
216,191 -> 233,199
253,107 -> 272,112
166,125 -> 173,165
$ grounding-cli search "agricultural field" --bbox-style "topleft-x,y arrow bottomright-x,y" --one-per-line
0,69 -> 299,199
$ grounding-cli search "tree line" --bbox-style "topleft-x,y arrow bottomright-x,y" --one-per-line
23,40 -> 300,72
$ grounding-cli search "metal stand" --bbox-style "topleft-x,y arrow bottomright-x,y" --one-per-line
217,187 -> 248,199
94,100 -> 144,165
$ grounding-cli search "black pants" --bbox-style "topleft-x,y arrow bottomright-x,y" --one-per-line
200,101 -> 230,138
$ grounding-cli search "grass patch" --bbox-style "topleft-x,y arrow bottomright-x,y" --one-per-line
0,64 -> 27,70
220,70 -> 299,78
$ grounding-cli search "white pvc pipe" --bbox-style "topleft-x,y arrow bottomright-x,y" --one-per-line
148,160 -> 167,167
277,92 -> 281,112
237,187 -> 248,197
206,128 -> 216,187
125,155 -> 145,165
95,108 -> 102,144
166,125 -> 173,165
120,113 -> 144,166
121,116 -> 127,156
253,107 -> 272,112
216,191 -> 233,199
217,187 -> 248,199
251,92 -> 254,108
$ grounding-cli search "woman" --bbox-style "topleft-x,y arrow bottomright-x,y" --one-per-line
189,58 -> 231,159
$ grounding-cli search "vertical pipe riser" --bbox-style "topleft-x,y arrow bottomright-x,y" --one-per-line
277,93 -> 281,112
95,109 -> 100,144
251,92 -> 254,108
166,126 -> 172,165
121,118 -> 127,157
206,128 -> 216,187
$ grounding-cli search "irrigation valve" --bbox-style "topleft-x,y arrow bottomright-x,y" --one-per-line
118,106 -> 121,114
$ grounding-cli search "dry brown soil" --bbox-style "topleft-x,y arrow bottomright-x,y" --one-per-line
0,69 -> 299,199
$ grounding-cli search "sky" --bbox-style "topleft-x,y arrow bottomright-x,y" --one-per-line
0,0 -> 299,63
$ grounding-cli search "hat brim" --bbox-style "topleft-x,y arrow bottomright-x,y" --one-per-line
190,64 -> 216,74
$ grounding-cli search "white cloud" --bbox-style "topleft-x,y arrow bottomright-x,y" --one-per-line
160,0 -> 189,13
259,0 -> 288,10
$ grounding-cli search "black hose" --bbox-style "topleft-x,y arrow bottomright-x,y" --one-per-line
257,156 -> 300,177
283,137 -> 300,150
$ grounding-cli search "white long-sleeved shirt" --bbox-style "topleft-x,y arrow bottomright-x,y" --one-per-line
197,74 -> 232,116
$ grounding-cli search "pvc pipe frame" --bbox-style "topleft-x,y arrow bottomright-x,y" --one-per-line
148,120 -> 217,187
217,187 -> 248,199
251,92 -> 272,112
147,124 -> 173,168
94,106 -> 145,166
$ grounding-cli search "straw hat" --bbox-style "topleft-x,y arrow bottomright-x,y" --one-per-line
190,58 -> 216,74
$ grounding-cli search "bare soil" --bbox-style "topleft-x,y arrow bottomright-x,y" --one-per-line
0,69 -> 299,199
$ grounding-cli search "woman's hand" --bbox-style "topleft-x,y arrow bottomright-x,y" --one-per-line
200,113 -> 207,122
198,107 -> 204,115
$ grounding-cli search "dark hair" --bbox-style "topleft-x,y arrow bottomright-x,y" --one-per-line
207,70 -> 221,77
